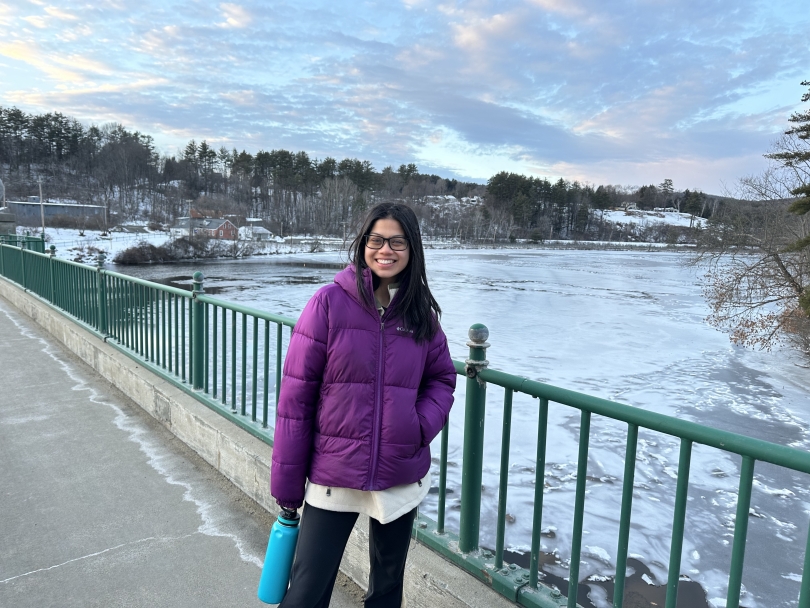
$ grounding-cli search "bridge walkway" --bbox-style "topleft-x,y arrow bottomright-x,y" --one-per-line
0,299 -> 362,608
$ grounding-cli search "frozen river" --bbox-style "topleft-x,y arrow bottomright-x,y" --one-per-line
115,249 -> 810,608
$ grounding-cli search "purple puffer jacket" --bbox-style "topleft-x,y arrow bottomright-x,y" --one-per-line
271,266 -> 456,509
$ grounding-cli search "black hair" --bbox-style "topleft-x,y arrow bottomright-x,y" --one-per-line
348,202 -> 441,342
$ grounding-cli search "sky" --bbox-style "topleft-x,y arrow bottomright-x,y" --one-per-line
0,0 -> 807,194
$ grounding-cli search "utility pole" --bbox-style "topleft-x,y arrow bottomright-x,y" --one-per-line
39,179 -> 45,236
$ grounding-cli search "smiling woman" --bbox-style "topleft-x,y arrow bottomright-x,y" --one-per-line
270,201 -> 456,607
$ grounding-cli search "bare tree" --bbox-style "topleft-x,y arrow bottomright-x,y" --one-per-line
692,82 -> 810,350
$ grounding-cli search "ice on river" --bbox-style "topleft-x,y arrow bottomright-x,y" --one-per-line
118,249 -> 810,608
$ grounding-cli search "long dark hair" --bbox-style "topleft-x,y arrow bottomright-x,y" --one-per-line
348,202 -> 441,342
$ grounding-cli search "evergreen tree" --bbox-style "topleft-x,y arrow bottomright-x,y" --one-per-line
694,80 -> 810,349
770,80 -> 810,216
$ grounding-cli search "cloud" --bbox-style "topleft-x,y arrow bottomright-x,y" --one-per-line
44,6 -> 79,20
218,3 -> 252,29
0,0 -> 806,192
20,4 -> 81,29
550,152 -> 772,193
22,15 -> 49,28
0,5 -> 16,27
526,0 -> 587,19
0,41 -> 83,82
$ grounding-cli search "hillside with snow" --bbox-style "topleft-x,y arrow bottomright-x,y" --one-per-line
12,203 -> 707,264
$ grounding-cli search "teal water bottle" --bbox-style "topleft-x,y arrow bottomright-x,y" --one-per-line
257,508 -> 300,604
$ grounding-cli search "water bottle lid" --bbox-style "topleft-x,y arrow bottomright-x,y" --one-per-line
277,508 -> 300,526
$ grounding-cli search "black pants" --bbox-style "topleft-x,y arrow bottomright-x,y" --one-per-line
279,504 -> 417,608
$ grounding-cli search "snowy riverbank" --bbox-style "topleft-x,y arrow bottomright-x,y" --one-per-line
19,225 -> 697,265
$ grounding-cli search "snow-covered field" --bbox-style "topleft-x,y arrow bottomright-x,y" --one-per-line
600,209 -> 707,228
19,227 -> 171,262
21,208 -> 705,265
114,250 -> 809,608
20,227 -> 352,263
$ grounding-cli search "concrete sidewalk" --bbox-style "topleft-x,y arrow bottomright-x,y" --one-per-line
0,299 -> 363,608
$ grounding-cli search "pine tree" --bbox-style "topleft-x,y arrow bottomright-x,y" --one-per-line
693,80 -> 810,349
768,81 -> 810,216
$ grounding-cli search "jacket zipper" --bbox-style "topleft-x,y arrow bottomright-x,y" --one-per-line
367,319 -> 385,489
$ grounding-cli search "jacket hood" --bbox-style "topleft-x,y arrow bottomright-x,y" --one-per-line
335,265 -> 406,314
334,266 -> 373,310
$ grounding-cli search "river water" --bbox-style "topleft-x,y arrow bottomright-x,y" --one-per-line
115,249 -> 810,608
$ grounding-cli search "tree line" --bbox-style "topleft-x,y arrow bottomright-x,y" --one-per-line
0,108 -> 484,236
485,172 -> 719,241
1,105 -> 720,243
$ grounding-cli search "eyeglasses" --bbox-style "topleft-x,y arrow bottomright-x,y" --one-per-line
365,235 -> 409,251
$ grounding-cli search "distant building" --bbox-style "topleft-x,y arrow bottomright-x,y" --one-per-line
205,219 -> 238,239
5,200 -> 105,221
0,208 -> 15,235
250,226 -> 272,241
174,217 -> 238,239
112,224 -> 149,234
239,225 -> 274,241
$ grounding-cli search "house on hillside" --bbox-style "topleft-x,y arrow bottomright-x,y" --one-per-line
251,226 -> 272,241
238,225 -> 273,241
204,219 -> 238,239
173,217 -> 238,239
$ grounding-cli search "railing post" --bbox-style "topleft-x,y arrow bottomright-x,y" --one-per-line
20,243 -> 26,288
48,246 -> 56,303
192,271 -> 205,390
459,323 -> 490,553
96,253 -> 107,334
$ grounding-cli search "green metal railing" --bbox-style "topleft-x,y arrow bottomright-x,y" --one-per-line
1,244 -> 809,608
0,233 -> 46,253
1,245 -> 293,443
431,328 -> 810,608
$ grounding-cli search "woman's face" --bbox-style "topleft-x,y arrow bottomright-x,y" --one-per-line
363,218 -> 410,285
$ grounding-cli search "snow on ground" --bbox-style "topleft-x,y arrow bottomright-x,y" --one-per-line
600,209 -> 707,228
15,207 -> 704,264
19,227 -> 173,263
18,227 -> 353,263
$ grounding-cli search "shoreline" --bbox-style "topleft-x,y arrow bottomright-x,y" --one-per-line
105,237 -> 696,265
20,227 -> 698,264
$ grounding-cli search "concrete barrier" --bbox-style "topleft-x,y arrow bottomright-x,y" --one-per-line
0,276 -> 518,608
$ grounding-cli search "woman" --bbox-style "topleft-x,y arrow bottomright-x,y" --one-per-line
271,202 -> 456,608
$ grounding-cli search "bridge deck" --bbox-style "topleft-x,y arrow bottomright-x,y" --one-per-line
0,299 -> 362,608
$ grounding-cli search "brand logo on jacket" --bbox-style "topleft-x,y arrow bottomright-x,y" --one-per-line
397,327 -> 414,334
